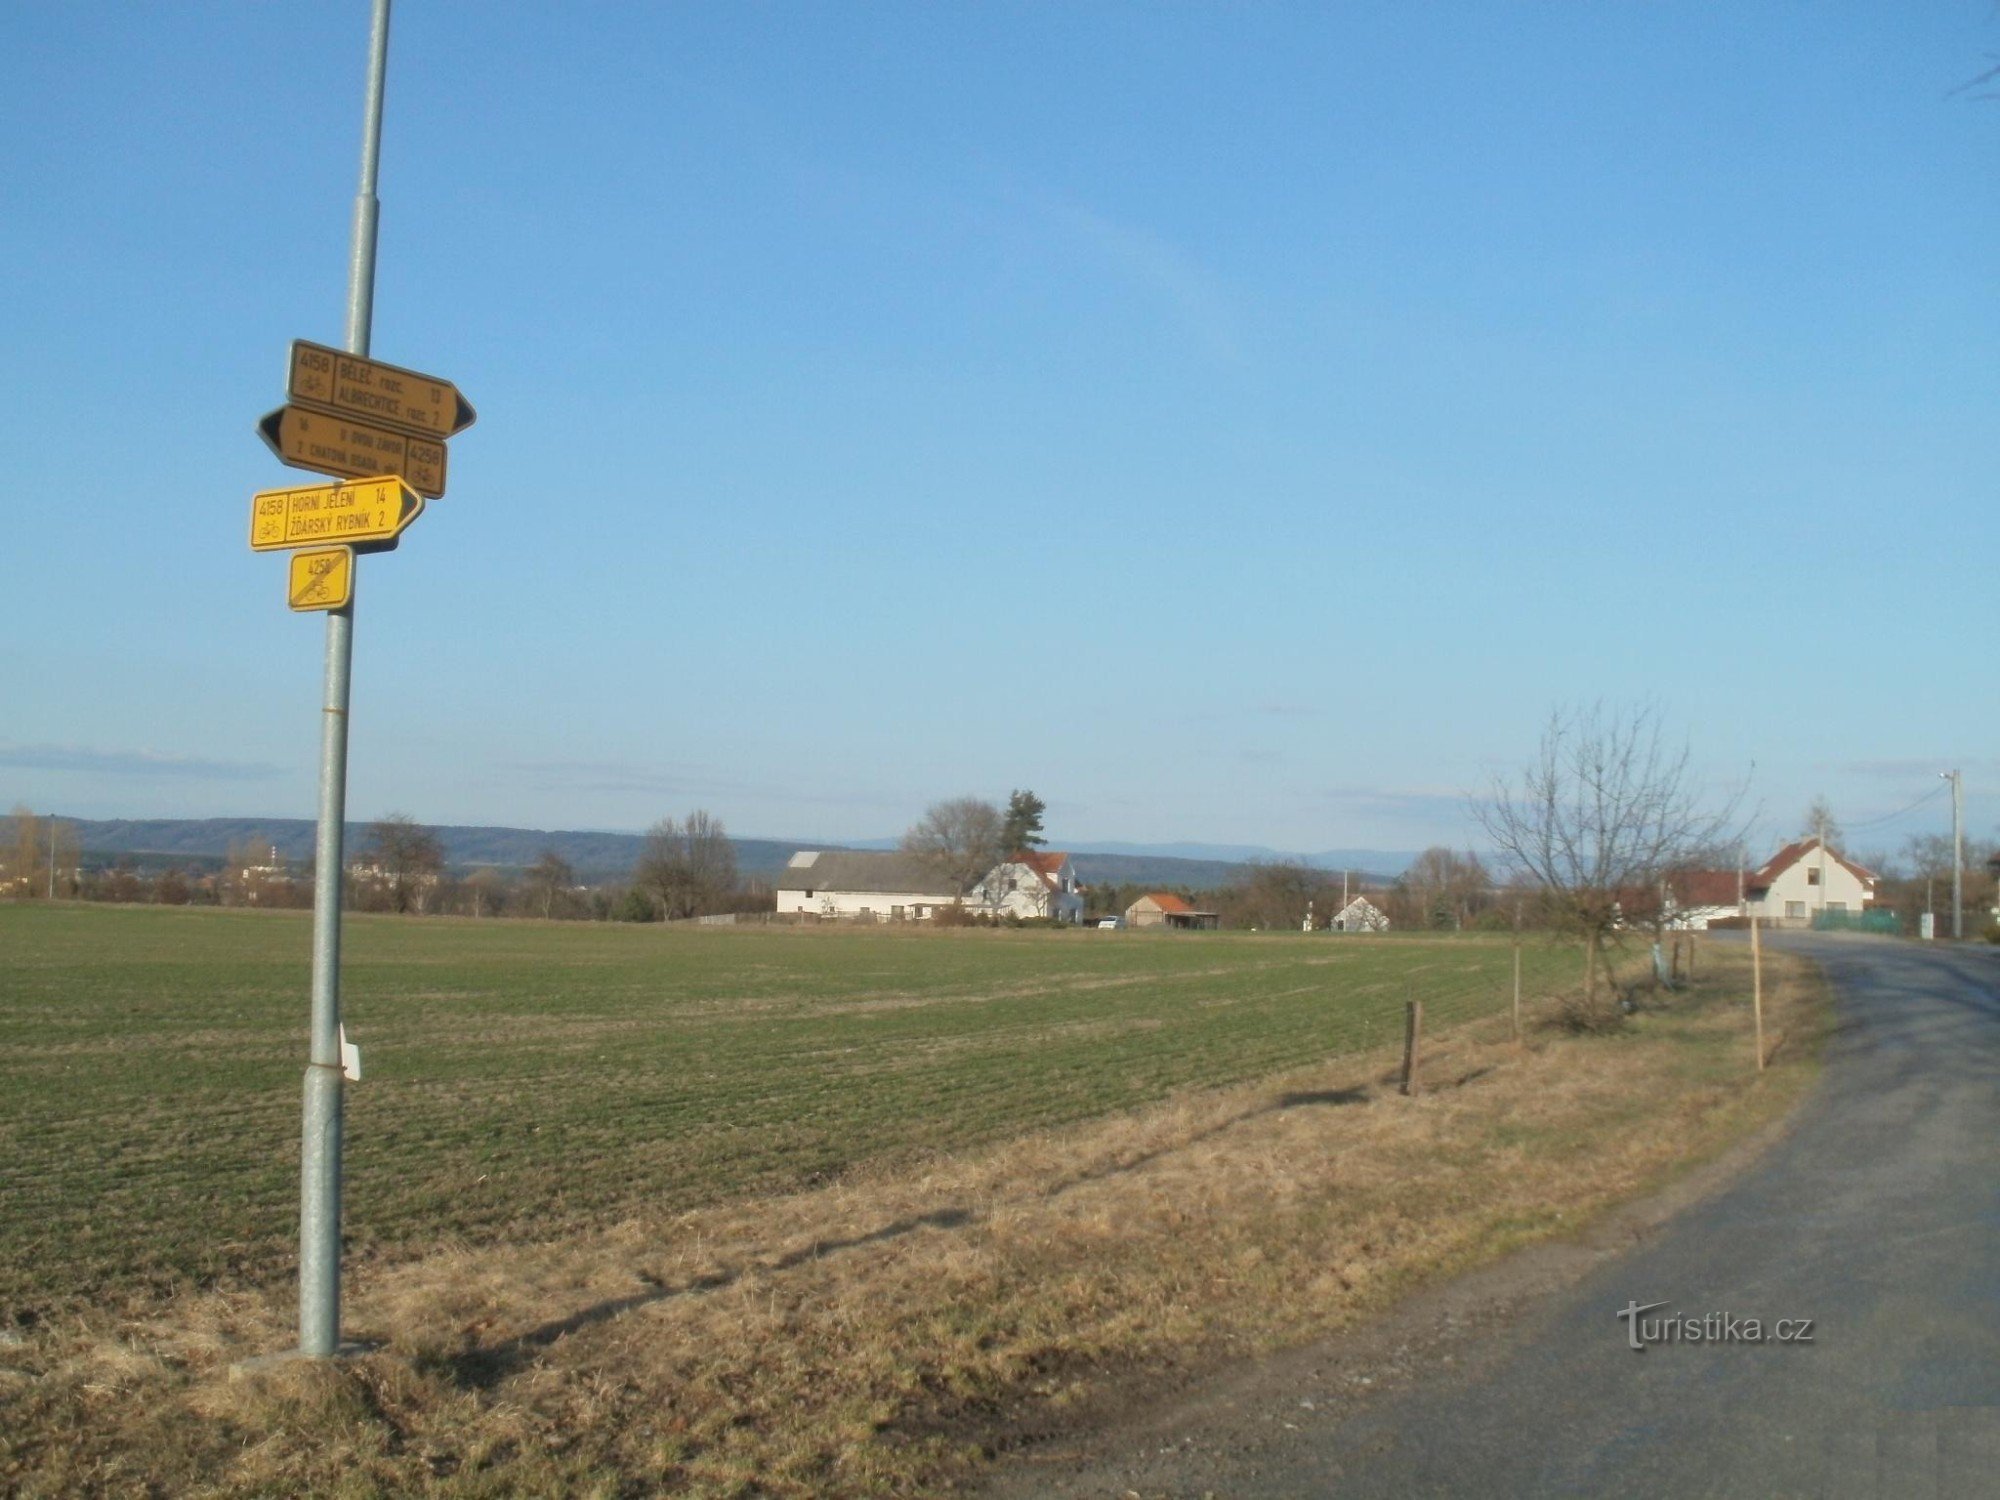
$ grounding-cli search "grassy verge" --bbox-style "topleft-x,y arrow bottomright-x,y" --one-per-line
0,936 -> 1825,1497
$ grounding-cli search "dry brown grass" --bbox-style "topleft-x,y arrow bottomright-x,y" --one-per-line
0,944 -> 1824,1497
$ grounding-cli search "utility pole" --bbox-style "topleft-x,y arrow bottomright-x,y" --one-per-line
298,0 -> 392,1361
1816,811 -> 1829,924
1944,769 -> 1963,940
47,819 -> 56,900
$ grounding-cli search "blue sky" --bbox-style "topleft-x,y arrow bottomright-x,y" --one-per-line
3,2 -> 1996,865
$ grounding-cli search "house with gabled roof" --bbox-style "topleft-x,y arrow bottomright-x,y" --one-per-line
1124,892 -> 1220,930
1744,837 -> 1876,928
976,849 -> 1086,923
1332,895 -> 1390,932
1658,868 -> 1745,930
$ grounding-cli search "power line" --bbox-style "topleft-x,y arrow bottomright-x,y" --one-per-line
1844,782 -> 1950,834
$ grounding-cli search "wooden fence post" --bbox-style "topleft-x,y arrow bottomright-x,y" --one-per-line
1750,917 -> 1765,1073
1402,999 -> 1424,1096
1511,941 -> 1522,1045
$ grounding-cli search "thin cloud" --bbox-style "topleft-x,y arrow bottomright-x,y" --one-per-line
1046,199 -> 1244,363
1306,785 -> 1478,826
500,760 -> 904,810
0,743 -> 281,781
1184,701 -> 1322,725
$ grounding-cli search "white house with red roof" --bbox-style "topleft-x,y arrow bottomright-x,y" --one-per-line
976,849 -> 1086,923
1744,836 -> 1877,927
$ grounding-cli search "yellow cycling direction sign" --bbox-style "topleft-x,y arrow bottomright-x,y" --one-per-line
287,547 -> 355,611
251,476 -> 424,553
258,405 -> 447,498
287,340 -> 476,441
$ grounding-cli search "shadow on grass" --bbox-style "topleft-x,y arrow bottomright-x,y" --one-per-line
427,1084 -> 1380,1392
428,1205 -> 979,1389
1276,1087 -> 1371,1109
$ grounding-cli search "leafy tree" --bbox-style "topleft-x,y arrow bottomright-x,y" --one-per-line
901,796 -> 1005,893
637,810 -> 738,919
1000,790 -> 1048,854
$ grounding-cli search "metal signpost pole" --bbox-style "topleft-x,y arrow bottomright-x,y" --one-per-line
1949,769 -> 1964,941
300,0 -> 392,1360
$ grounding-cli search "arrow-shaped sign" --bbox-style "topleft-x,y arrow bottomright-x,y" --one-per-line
258,405 -> 447,498
250,476 -> 424,553
288,340 -> 476,440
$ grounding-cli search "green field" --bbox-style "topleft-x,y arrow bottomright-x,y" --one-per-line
0,904 -> 1583,1322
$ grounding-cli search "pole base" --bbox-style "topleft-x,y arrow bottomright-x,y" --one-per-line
227,1340 -> 381,1380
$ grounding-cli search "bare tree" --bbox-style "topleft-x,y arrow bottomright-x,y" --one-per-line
1472,704 -> 1745,1021
1224,860 -> 1335,930
1398,847 -> 1493,930
1800,796 -> 1843,850
4,805 -> 41,898
525,849 -> 576,919
637,810 -> 738,919
359,813 -> 446,915
901,796 -> 1005,893
459,867 -> 510,918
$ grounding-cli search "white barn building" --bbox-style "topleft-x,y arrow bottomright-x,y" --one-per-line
775,851 -> 963,922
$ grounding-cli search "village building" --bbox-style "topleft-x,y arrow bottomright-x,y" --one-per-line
775,850 -> 962,922
776,848 -> 1087,923
1332,895 -> 1390,932
1658,870 -> 1745,931
1744,837 -> 1877,928
975,849 -> 1086,923
1642,838 -> 1878,931
1124,892 -> 1220,930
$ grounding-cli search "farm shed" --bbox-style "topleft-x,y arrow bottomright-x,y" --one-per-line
1125,892 -> 1220,930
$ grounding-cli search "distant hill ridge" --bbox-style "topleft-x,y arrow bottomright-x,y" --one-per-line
58,818 -> 1415,888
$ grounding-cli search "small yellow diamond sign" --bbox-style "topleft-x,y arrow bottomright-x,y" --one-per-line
287,547 -> 355,612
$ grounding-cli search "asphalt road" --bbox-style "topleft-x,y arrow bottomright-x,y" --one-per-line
986,934 -> 2000,1498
